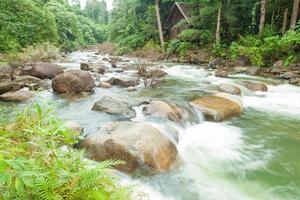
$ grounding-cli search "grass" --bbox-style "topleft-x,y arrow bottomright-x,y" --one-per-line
2,42 -> 61,65
0,104 -> 133,200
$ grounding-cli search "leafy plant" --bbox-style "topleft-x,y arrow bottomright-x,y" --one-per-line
0,104 -> 132,200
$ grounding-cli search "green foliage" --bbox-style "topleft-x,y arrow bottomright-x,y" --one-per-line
228,30 -> 300,67
0,0 -> 58,53
0,104 -> 132,200
167,40 -> 192,57
0,0 -> 107,54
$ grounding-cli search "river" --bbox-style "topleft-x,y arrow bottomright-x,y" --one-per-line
1,51 -> 300,200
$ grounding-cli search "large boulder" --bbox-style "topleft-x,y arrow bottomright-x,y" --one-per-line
0,81 -> 22,95
143,100 -> 186,124
0,89 -> 34,102
217,83 -> 241,95
240,81 -> 268,92
29,62 -> 63,79
107,77 -> 139,87
92,95 -> 136,119
79,121 -> 178,173
190,92 -> 243,121
52,69 -> 95,94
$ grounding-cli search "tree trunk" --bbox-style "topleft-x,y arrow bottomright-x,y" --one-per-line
271,9 -> 275,26
216,6 -> 221,43
155,0 -> 164,49
290,0 -> 300,30
259,0 -> 266,34
282,8 -> 288,35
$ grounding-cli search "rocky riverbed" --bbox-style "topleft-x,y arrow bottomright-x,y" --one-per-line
1,50 -> 300,200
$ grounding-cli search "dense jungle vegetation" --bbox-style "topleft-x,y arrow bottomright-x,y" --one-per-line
1,0 -> 299,66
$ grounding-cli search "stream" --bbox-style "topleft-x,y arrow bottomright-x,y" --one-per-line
1,50 -> 300,200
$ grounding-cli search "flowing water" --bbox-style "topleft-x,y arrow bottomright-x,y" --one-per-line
1,51 -> 300,200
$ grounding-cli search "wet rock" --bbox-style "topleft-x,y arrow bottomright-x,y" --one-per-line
289,78 -> 300,86
0,81 -> 22,95
215,69 -> 229,78
107,77 -> 139,87
126,86 -> 137,91
115,68 -> 124,73
65,121 -> 83,136
233,67 -> 247,74
138,68 -> 167,78
208,58 -> 224,69
110,57 -> 117,68
246,67 -> 261,75
236,55 -> 251,66
277,72 -> 298,80
14,75 -> 42,90
80,63 -> 90,71
95,66 -> 106,74
190,92 -> 243,121
52,69 -> 95,94
143,100 -> 187,124
98,82 -> 112,88
79,121 -> 178,174
29,62 -> 63,79
217,83 -> 241,95
102,57 -> 109,62
92,95 -> 136,119
240,81 -> 268,92
0,89 -> 34,102
80,63 -> 106,74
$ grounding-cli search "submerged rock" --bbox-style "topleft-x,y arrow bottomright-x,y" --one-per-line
0,89 -> 34,102
217,83 -> 241,95
143,100 -> 186,124
240,81 -> 268,92
98,82 -> 112,88
107,77 -> 139,87
92,95 -> 136,119
79,121 -> 178,174
29,62 -> 63,79
190,92 -> 243,121
52,69 -> 95,94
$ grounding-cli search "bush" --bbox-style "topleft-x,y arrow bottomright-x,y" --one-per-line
0,104 -> 132,200
4,42 -> 61,64
228,30 -> 300,67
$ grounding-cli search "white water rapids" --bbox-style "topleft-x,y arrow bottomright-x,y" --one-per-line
48,51 -> 300,199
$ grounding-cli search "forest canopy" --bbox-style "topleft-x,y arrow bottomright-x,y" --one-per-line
0,0 -> 108,53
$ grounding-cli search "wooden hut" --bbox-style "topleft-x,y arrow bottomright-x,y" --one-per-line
165,2 -> 194,38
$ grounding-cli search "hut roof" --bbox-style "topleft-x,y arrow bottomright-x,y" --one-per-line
166,2 -> 194,24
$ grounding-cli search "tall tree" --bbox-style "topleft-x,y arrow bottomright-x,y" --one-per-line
216,5 -> 221,43
290,0 -> 300,30
259,0 -> 267,34
282,8 -> 288,35
155,0 -> 164,49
